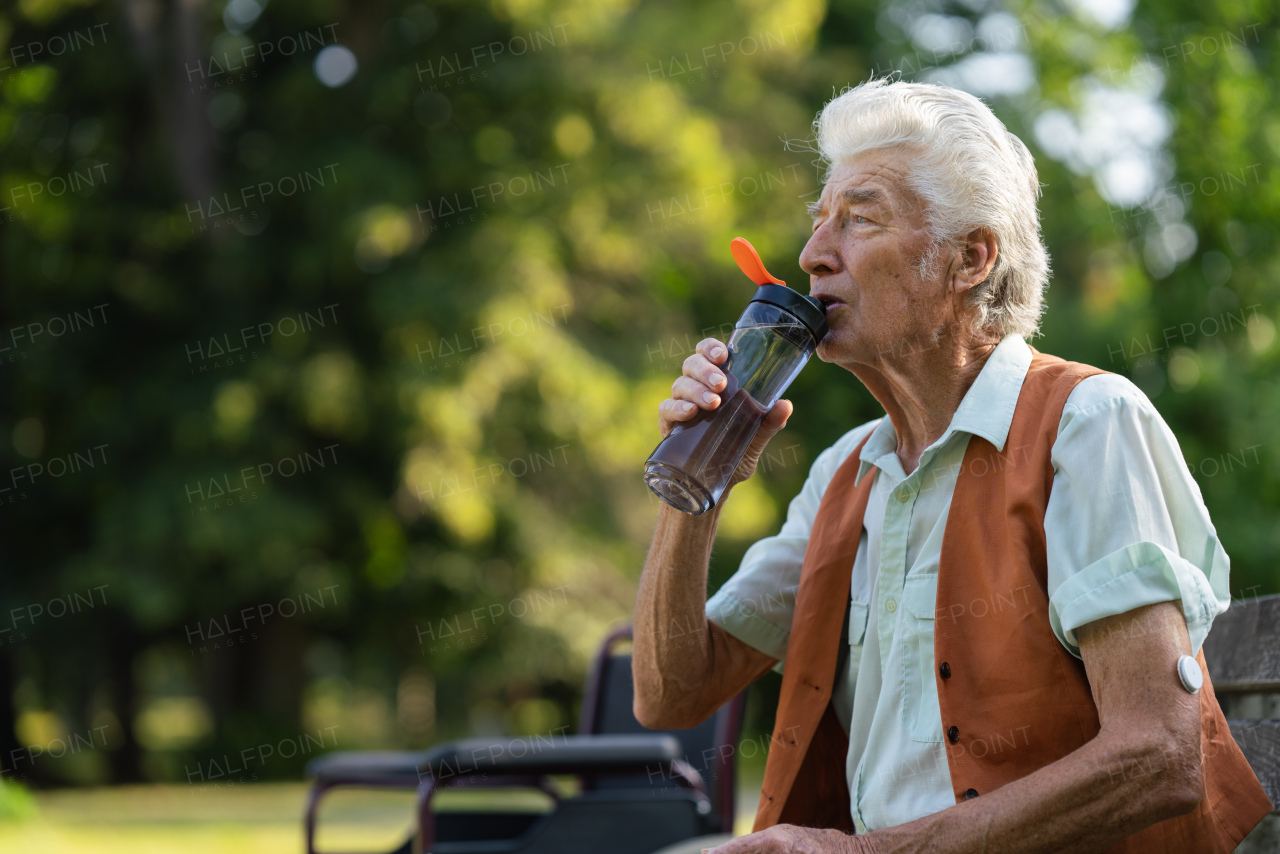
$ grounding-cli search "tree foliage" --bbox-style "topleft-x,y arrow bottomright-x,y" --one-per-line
0,0 -> 1275,785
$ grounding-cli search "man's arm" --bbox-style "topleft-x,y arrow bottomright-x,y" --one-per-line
633,336 -> 787,730
710,600 -> 1203,854
633,501 -> 779,730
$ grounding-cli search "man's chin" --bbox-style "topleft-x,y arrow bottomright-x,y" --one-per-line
815,330 -> 852,363
815,331 -> 879,371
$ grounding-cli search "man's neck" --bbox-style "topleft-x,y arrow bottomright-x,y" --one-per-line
848,330 -> 1001,475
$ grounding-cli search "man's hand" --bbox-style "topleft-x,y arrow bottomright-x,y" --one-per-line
703,824 -> 871,854
659,337 -> 794,487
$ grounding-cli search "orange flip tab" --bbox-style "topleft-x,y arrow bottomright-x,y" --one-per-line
730,237 -> 787,287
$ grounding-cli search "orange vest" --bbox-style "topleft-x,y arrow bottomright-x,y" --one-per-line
753,351 -> 1272,850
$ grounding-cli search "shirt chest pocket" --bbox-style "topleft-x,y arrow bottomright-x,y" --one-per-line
901,573 -> 943,743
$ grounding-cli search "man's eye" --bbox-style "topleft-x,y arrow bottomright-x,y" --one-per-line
854,215 -> 869,223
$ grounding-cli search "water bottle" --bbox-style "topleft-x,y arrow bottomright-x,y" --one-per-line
644,238 -> 828,515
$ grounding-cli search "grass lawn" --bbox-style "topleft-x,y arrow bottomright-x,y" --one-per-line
0,776 -> 763,852
0,782 -> 412,854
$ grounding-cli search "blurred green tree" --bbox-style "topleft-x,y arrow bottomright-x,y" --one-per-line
0,0 -> 1274,785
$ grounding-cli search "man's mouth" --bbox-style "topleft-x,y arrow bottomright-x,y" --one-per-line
813,295 -> 844,314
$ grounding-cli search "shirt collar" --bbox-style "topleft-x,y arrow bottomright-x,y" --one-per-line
854,333 -> 1033,484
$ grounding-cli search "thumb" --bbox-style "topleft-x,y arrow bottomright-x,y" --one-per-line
759,399 -> 793,437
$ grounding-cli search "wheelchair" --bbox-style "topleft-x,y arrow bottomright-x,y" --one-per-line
304,625 -> 746,853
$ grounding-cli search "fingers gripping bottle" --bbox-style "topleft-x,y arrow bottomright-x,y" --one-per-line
644,238 -> 829,515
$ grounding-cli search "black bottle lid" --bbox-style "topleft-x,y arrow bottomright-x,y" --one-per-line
750,284 -> 829,343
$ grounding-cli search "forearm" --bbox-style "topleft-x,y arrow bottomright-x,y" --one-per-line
857,727 -> 1199,854
633,499 -> 726,726
636,493 -> 780,729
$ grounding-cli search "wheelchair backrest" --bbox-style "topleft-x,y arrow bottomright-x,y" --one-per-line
577,626 -> 746,834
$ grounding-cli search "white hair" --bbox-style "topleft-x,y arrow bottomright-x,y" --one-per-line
813,78 -> 1049,340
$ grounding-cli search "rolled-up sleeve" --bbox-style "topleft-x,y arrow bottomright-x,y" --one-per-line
1045,374 -> 1230,658
706,421 -> 878,667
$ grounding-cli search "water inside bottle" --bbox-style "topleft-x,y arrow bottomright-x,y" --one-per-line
645,323 -> 805,513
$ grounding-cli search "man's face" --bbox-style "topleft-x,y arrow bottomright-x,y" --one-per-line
800,148 -> 955,368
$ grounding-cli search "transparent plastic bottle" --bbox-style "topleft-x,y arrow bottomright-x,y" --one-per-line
645,285 -> 827,515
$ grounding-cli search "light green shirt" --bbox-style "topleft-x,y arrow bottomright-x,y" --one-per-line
705,333 -> 1231,832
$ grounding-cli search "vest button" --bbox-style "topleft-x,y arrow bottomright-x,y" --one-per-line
948,725 -> 959,743
940,662 -> 951,679
963,788 -> 979,799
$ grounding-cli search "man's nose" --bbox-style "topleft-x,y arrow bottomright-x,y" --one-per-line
800,223 -> 841,277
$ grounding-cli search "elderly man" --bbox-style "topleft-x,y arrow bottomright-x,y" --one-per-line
632,79 -> 1270,853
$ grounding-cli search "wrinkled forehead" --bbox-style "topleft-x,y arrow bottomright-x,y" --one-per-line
814,149 -> 927,217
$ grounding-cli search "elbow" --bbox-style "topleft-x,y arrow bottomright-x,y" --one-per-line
1151,733 -> 1204,819
1103,721 -> 1203,823
1163,756 -> 1204,817
632,693 -> 665,730
632,693 -> 697,731
1167,783 -> 1203,818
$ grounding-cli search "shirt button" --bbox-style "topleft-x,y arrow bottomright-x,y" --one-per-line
940,662 -> 951,679
948,726 -> 959,743
895,487 -> 910,502
964,788 -> 979,799
885,599 -> 897,613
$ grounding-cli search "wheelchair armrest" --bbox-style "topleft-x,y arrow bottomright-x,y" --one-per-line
304,734 -> 695,789
419,733 -> 686,783
415,734 -> 709,852
306,750 -> 424,787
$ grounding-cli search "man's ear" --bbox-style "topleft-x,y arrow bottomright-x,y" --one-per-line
950,227 -> 999,295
